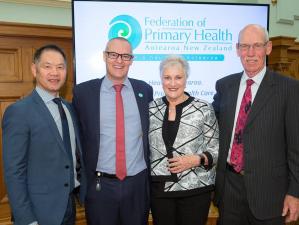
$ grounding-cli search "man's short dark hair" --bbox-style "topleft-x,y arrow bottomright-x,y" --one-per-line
33,44 -> 67,65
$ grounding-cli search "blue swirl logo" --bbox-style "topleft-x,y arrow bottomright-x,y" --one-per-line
108,15 -> 142,50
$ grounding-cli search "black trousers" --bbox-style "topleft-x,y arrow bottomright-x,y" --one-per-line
151,191 -> 211,225
85,169 -> 149,225
217,169 -> 285,225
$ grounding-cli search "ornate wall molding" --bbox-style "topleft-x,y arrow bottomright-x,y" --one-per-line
0,21 -> 71,38
269,36 -> 299,80
0,0 -> 71,8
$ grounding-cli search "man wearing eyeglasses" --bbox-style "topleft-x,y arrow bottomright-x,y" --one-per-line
72,37 -> 153,225
213,24 -> 299,225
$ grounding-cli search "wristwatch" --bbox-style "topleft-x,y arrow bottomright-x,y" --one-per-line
198,154 -> 205,166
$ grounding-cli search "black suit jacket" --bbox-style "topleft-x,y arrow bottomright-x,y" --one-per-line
213,69 -> 299,219
72,77 -> 153,188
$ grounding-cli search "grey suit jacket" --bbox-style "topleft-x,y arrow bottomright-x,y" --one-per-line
2,90 -> 86,225
213,69 -> 299,219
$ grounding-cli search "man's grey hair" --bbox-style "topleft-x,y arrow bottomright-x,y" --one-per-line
238,24 -> 269,43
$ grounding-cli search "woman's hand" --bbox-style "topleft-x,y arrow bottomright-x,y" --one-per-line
168,155 -> 200,173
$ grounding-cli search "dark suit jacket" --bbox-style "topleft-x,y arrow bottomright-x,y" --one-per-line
2,90 -> 86,225
72,77 -> 153,189
213,69 -> 299,219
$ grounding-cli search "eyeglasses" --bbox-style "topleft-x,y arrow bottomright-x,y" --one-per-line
105,51 -> 134,61
238,42 -> 268,51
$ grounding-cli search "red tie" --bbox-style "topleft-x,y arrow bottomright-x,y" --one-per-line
230,79 -> 254,172
113,84 -> 127,180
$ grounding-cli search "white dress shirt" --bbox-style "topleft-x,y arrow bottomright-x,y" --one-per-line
227,66 -> 266,162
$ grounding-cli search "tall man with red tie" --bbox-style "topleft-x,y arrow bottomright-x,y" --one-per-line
213,24 -> 299,225
72,37 -> 153,225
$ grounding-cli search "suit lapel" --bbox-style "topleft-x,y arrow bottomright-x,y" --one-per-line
64,101 -> 82,153
226,75 -> 241,132
222,74 -> 241,152
246,70 -> 275,127
85,78 -> 102,172
94,79 -> 102,151
129,78 -> 147,133
31,90 -> 65,152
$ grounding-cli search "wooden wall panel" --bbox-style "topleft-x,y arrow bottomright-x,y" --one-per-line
0,99 -> 19,204
0,48 -> 22,82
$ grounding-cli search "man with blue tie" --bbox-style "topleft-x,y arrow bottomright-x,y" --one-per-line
2,44 -> 86,225
72,37 -> 153,225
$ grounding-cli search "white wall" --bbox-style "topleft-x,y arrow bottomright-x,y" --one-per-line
0,1 -> 71,26
190,0 -> 299,40
261,0 -> 299,39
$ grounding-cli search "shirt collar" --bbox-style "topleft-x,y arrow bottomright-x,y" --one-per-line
241,66 -> 266,86
103,75 -> 130,90
35,86 -> 58,104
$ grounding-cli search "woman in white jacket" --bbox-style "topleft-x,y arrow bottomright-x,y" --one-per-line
149,55 -> 219,225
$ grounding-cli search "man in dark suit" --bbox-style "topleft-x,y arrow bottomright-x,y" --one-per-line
72,37 -> 153,225
2,44 -> 86,225
213,24 -> 299,225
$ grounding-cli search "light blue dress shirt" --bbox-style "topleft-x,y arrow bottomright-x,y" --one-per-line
97,76 -> 146,175
35,86 -> 79,187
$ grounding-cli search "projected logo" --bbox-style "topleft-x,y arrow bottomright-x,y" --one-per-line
108,15 -> 142,50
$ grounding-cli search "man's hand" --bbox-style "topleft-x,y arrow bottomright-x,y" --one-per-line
282,194 -> 299,223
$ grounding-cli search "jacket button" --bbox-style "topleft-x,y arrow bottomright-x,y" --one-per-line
65,165 -> 69,169
64,183 -> 69,187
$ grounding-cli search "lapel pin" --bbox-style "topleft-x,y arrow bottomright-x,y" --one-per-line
138,93 -> 143,97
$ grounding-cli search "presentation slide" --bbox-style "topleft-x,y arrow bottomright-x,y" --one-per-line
73,1 -> 269,102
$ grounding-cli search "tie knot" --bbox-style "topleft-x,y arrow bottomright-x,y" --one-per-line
113,84 -> 123,92
53,97 -> 62,105
246,79 -> 254,87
